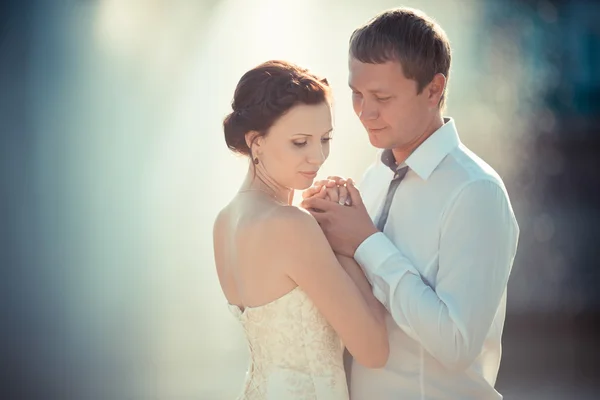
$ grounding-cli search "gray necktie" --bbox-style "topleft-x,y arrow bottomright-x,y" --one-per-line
376,166 -> 409,231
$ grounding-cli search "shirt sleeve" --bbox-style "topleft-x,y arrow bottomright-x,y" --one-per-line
354,179 -> 519,370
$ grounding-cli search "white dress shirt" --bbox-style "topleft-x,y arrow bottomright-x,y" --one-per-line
350,118 -> 519,400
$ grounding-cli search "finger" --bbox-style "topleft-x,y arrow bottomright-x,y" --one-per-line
301,186 -> 319,200
315,185 -> 328,199
301,196 -> 336,212
346,179 -> 363,207
327,176 -> 346,185
302,183 -> 326,199
315,179 -> 337,190
326,186 -> 339,203
338,185 -> 348,205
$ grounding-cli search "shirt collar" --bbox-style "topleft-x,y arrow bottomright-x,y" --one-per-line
380,117 -> 460,180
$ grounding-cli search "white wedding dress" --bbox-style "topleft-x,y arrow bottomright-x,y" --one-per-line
228,286 -> 349,399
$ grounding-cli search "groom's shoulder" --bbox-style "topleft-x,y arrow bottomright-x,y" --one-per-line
443,144 -> 505,187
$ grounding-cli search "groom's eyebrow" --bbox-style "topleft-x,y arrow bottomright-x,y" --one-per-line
349,83 -> 389,95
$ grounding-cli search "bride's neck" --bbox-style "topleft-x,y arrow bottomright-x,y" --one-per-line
241,166 -> 293,205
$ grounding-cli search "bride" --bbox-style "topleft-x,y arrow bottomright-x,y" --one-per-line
213,60 -> 388,399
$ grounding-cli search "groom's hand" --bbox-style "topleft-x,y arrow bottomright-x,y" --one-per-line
301,179 -> 378,257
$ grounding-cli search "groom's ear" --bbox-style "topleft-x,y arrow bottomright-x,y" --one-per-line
427,73 -> 446,108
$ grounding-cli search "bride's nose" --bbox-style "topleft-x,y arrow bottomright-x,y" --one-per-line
307,143 -> 327,165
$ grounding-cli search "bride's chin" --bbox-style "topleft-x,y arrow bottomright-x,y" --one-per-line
293,182 -> 314,191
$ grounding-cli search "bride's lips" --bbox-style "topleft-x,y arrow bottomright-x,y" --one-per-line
299,171 -> 318,179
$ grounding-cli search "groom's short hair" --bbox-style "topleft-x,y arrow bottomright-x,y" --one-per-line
349,8 -> 451,109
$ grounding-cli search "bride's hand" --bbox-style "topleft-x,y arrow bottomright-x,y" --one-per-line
302,177 -> 351,206
302,179 -> 335,206
325,176 -> 351,206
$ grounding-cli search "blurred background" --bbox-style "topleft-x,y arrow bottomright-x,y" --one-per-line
1,0 -> 598,399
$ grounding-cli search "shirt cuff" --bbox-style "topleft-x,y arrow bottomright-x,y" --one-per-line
354,232 -> 400,280
354,232 -> 422,309
371,284 -> 387,305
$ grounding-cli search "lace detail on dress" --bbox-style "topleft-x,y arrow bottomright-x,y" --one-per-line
228,287 -> 349,399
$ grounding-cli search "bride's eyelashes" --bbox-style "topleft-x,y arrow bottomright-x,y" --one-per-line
292,137 -> 333,147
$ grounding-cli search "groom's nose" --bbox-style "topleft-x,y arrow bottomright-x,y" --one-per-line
358,98 -> 379,121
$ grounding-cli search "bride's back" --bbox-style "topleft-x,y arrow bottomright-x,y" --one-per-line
214,193 -> 299,311
215,192 -> 351,400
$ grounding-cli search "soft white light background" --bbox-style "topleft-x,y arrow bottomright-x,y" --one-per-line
25,0 -> 564,398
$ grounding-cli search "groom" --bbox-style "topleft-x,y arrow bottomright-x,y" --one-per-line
302,7 -> 519,400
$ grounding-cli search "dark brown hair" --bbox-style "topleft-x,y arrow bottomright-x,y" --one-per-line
349,8 -> 451,109
223,60 -> 331,157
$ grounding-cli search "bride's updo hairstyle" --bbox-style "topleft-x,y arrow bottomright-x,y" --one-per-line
223,60 -> 331,159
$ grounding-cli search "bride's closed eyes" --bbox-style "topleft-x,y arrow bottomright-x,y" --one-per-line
293,136 -> 333,147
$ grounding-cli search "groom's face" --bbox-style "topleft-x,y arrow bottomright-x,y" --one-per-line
348,58 -> 434,150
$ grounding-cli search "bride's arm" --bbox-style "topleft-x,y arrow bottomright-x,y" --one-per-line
274,207 -> 389,368
303,180 -> 383,319
336,254 -> 387,327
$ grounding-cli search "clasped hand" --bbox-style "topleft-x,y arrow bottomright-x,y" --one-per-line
301,176 -> 352,207
300,176 -> 379,257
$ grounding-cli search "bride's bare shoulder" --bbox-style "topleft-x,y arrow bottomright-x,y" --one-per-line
261,205 -> 322,237
216,201 -> 322,243
213,203 -> 232,231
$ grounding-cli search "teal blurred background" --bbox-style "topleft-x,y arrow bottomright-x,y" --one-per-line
1,0 -> 599,398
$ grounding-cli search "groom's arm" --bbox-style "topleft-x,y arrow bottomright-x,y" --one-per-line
355,179 -> 519,370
